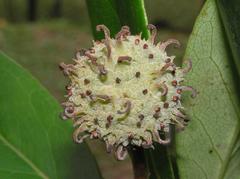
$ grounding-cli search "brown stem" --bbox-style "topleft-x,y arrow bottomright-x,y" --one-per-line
129,147 -> 148,179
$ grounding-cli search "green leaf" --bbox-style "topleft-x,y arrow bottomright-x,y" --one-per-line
114,0 -> 149,39
0,52 -> 102,179
86,0 -> 121,40
216,0 -> 240,77
85,0 -> 149,40
224,136 -> 240,179
176,0 -> 240,178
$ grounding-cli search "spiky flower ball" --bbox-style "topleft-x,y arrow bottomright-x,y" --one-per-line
59,24 -> 196,160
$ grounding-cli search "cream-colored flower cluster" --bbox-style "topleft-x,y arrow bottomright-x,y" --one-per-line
59,24 -> 196,160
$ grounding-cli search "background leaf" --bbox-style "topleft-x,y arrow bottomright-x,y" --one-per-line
86,0 -> 149,40
176,0 -> 240,178
114,0 -> 149,39
216,0 -> 240,77
144,0 -> 204,32
0,52 -> 102,179
86,0 -> 121,40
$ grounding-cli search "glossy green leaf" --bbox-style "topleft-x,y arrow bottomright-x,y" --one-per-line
0,52 -> 102,179
86,0 -> 121,40
114,0 -> 149,39
176,0 -> 240,178
86,0 -> 149,40
216,0 -> 240,77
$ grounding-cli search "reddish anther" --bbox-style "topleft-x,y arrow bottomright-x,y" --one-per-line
91,131 -> 98,138
160,123 -> 165,130
155,107 -> 161,113
142,89 -> 148,95
86,90 -> 92,96
153,112 -> 160,119
84,79 -> 90,85
107,115 -> 113,122
66,106 -> 74,113
148,54 -> 154,59
67,90 -> 72,96
115,77 -> 121,84
163,102 -> 169,108
143,44 -> 148,49
135,39 -> 140,45
135,71 -> 141,78
177,89 -> 182,94
172,80 -> 178,86
138,114 -> 144,120
172,96 -> 179,102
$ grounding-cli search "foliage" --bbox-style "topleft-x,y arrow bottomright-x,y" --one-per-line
176,0 -> 240,178
0,52 -> 102,179
86,0 -> 149,40
217,0 -> 240,76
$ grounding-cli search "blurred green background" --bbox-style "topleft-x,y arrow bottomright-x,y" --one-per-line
0,0 -> 204,178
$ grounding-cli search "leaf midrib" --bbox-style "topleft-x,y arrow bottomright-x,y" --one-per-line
186,3 -> 240,177
0,53 -> 58,179
0,133 -> 49,179
207,28 -> 240,179
192,45 -> 240,179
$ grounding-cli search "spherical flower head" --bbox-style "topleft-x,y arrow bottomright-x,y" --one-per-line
59,24 -> 196,160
